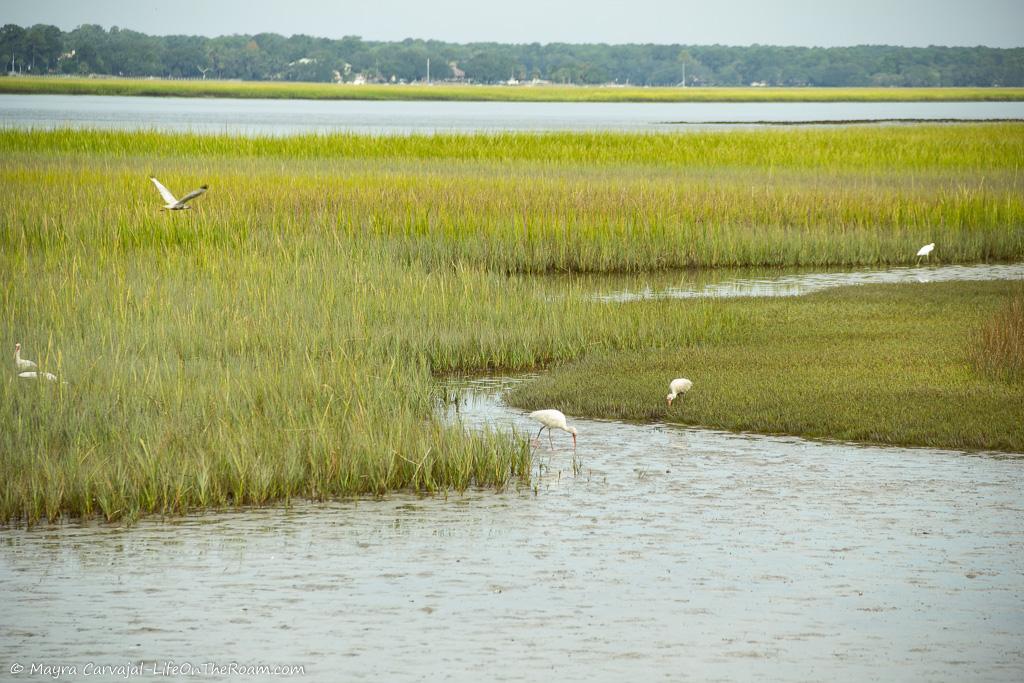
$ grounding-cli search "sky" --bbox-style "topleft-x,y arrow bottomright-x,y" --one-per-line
2,0 -> 1023,47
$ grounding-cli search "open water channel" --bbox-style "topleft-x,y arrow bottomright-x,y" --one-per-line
2,266 -> 1021,682
2,94 -> 1023,135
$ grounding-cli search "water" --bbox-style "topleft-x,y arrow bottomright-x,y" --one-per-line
2,376 -> 1021,681
591,262 -> 1024,302
2,94 -> 1023,135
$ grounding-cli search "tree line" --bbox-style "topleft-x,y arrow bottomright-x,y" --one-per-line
2,23 -> 1022,87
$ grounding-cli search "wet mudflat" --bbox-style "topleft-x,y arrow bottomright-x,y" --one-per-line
592,262 -> 1024,302
1,376 -> 1022,681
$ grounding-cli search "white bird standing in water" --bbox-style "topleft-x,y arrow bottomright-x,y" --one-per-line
150,176 -> 208,211
14,343 -> 37,372
528,409 -> 578,449
667,377 -> 693,406
916,242 -> 935,265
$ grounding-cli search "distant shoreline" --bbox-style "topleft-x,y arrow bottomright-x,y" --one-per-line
665,118 -> 1024,125
3,76 -> 1024,103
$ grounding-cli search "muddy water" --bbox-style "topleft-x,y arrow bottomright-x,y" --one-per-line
2,376 -> 1022,681
592,262 -> 1024,301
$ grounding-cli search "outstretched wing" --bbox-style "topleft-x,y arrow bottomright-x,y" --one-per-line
175,185 -> 208,207
150,177 -> 178,205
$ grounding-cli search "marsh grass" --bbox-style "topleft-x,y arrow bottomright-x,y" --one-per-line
970,288 -> 1024,382
0,220 -> 727,525
3,77 -> 1024,102
6,124 -> 1023,170
2,126 -> 1022,524
508,281 -> 1024,452
3,126 -> 1023,273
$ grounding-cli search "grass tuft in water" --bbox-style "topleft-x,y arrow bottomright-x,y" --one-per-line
970,288 -> 1024,382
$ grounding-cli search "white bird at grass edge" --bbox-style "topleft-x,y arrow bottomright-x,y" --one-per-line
150,177 -> 208,211
528,409 -> 578,450
667,377 -> 693,406
14,343 -> 37,372
916,242 -> 935,265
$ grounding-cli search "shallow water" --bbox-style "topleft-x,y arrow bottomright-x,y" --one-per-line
2,376 -> 1022,681
592,262 -> 1024,301
2,94 -> 1023,135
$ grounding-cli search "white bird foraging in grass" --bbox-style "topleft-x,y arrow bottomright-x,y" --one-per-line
916,242 -> 935,265
150,176 -> 208,211
14,343 -> 65,383
529,409 -> 578,450
18,371 -> 60,382
666,377 -> 693,406
14,343 -> 37,372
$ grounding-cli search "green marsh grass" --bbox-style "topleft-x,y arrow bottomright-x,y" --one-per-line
3,77 -> 1024,103
509,281 -> 1024,452
0,197 -> 728,523
2,125 -> 1022,524
3,125 -> 1023,273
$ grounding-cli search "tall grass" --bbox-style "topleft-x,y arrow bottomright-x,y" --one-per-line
1,125 -> 1022,524
0,204 -> 728,525
5,125 -> 1023,170
3,77 -> 1024,102
3,126 -> 1022,273
970,288 -> 1024,381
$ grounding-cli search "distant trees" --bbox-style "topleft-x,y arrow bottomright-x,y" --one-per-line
1,23 -> 1022,86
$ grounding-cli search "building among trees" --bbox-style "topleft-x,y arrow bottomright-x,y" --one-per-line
2,23 -> 1022,86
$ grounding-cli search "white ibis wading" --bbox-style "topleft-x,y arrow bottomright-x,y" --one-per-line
916,242 -> 935,265
529,409 -> 578,449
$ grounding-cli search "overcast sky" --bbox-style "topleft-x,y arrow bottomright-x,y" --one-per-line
3,0 -> 1022,47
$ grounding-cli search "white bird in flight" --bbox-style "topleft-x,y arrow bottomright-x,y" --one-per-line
14,342 -> 37,372
528,409 -> 578,449
916,242 -> 935,265
150,177 -> 208,211
667,377 -> 693,406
